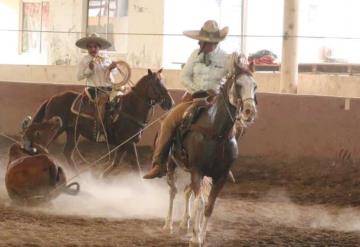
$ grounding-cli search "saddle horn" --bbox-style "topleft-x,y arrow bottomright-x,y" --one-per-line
21,116 -> 32,132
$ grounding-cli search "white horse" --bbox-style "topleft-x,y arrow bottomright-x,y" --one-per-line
162,60 -> 258,246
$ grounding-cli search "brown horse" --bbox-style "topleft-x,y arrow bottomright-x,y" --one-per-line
28,69 -> 173,173
7,116 -> 79,205
163,62 -> 257,246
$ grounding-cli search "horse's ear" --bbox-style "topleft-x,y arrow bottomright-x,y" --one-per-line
231,52 -> 240,67
148,69 -> 153,75
249,61 -> 255,72
158,68 -> 163,74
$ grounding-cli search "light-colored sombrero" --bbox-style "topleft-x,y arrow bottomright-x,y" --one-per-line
183,20 -> 229,43
75,33 -> 112,50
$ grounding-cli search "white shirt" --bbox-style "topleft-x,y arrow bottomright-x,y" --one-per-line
181,47 -> 232,93
77,53 -> 114,87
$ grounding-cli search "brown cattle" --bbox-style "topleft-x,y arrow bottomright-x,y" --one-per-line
6,116 -> 79,205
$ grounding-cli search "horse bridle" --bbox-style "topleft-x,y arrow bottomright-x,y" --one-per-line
220,72 -> 257,124
115,77 -> 169,127
148,78 -> 169,107
131,76 -> 168,108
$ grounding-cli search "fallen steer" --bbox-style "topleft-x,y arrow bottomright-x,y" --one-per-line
5,116 -> 80,205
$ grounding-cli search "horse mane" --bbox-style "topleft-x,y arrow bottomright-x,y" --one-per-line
115,73 -> 151,102
221,62 -> 254,94
131,74 -> 150,92
222,76 -> 233,93
127,70 -> 164,97
129,70 -> 162,92
235,65 -> 253,77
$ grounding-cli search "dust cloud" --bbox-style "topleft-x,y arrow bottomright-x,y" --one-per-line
246,188 -> 360,232
2,141 -> 360,234
43,173 -> 176,219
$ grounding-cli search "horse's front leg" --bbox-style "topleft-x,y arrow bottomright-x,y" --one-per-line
125,143 -> 143,177
189,171 -> 204,247
200,174 -> 227,245
63,129 -> 79,172
163,158 -> 177,233
101,148 -> 126,178
179,183 -> 192,234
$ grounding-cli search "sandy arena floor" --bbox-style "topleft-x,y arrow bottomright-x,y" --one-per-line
1,138 -> 360,247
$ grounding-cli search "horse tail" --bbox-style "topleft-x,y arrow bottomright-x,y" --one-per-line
32,100 -> 48,123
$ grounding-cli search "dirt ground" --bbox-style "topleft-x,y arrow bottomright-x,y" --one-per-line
1,137 -> 360,247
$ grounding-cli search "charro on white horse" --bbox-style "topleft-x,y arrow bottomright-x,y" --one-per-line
161,58 -> 258,246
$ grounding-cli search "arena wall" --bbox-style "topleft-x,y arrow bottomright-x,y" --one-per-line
0,81 -> 359,163
1,65 -> 360,98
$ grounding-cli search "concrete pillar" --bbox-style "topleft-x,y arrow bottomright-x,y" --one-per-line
280,0 -> 299,94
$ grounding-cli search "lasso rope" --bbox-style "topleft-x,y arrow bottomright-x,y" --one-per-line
46,109 -> 169,196
0,108 -> 169,199
72,91 -> 112,169
0,133 -> 21,145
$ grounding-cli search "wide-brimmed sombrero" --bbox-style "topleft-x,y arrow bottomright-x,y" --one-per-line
75,33 -> 112,50
183,20 -> 229,43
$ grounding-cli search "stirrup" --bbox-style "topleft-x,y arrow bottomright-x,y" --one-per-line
143,165 -> 166,179
96,132 -> 107,142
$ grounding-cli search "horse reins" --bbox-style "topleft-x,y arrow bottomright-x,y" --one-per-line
221,72 -> 257,125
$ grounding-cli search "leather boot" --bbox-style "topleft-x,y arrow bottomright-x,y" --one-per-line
143,102 -> 189,179
143,164 -> 165,179
143,142 -> 171,179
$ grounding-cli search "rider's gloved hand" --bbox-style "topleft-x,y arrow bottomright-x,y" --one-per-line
109,62 -> 117,71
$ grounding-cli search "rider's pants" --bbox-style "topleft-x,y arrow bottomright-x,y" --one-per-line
151,101 -> 193,168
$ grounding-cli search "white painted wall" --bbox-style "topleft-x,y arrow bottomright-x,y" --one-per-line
126,0 -> 164,68
0,0 -> 165,69
46,0 -> 84,65
0,0 -> 48,64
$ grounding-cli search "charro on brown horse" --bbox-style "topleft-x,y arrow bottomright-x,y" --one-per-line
162,61 -> 257,247
6,116 -> 79,205
28,69 -> 173,174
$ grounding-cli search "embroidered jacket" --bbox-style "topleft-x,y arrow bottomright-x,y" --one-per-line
77,53 -> 114,87
181,47 -> 232,93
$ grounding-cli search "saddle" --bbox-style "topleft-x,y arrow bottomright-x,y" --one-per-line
172,97 -> 213,162
71,87 -> 110,119
177,90 -> 216,140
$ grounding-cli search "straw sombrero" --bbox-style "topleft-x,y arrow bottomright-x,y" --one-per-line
75,33 -> 112,50
183,20 -> 229,43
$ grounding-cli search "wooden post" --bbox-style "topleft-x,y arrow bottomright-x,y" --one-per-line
240,0 -> 248,54
280,0 -> 299,93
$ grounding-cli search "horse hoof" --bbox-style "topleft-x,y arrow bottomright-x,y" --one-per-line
189,241 -> 201,247
162,224 -> 173,234
178,224 -> 189,235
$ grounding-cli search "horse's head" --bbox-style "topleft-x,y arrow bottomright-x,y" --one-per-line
136,68 -> 174,110
226,57 -> 257,125
22,116 -> 62,153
